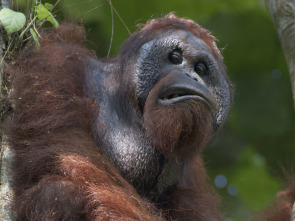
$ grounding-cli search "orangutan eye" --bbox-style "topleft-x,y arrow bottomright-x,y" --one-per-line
168,50 -> 183,65
194,62 -> 208,75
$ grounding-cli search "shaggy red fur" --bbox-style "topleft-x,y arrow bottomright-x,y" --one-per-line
6,23 -> 161,220
4,16 -> 227,220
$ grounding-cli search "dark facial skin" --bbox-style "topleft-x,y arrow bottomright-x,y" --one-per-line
84,29 -> 232,199
135,30 -> 231,129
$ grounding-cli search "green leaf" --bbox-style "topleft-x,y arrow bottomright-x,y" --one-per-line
36,3 -> 59,27
30,28 -> 40,50
0,8 -> 26,36
45,3 -> 53,10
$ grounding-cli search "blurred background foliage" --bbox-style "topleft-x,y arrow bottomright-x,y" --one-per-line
13,0 -> 295,220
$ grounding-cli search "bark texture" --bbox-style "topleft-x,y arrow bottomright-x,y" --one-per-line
0,1 -> 15,220
266,0 -> 295,108
265,1 -> 295,220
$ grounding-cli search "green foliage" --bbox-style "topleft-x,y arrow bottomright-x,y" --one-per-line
29,28 -> 40,50
0,8 -> 26,37
36,3 -> 59,27
45,3 -> 53,10
231,148 -> 280,210
0,2 -> 59,57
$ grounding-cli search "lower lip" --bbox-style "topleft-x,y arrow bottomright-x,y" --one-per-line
159,95 -> 212,110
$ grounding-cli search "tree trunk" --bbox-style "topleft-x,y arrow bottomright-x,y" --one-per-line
0,1 -> 15,220
265,1 -> 295,220
265,0 -> 295,109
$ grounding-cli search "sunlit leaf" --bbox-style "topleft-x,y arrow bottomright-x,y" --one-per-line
36,3 -> 59,27
0,8 -> 26,36
45,3 -> 53,10
30,28 -> 40,50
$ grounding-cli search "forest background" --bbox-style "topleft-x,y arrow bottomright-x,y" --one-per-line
11,0 -> 295,220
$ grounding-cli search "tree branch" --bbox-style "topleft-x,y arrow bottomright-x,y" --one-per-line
265,0 -> 295,109
0,1 -> 15,221
0,0 -> 11,9
265,1 -> 295,220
